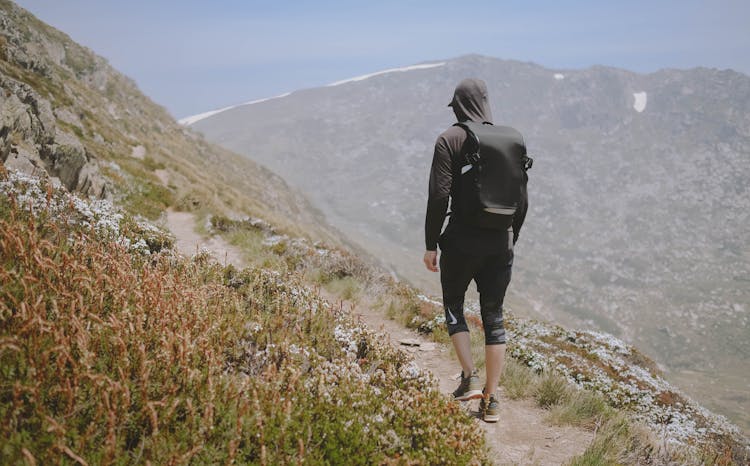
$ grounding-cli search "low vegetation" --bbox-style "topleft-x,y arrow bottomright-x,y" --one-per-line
199,191 -> 749,465
385,273 -> 749,464
207,214 -> 381,298
0,168 -> 488,464
201,207 -> 748,464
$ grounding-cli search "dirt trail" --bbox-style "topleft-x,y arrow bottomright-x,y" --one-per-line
344,296 -> 593,465
163,209 -> 246,269
165,211 -> 593,465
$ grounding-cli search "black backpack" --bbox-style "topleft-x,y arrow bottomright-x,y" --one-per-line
452,121 -> 533,229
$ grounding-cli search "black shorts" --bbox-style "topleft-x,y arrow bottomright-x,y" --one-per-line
439,229 -> 513,345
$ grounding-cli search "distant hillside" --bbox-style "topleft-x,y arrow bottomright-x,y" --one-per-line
188,55 -> 750,431
0,0 -> 344,246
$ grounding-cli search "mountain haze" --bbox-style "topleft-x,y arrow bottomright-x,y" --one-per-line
189,55 -> 750,431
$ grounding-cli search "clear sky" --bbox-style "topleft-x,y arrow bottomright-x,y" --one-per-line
15,0 -> 750,119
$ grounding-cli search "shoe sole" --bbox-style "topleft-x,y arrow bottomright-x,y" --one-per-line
483,413 -> 500,423
454,389 -> 483,401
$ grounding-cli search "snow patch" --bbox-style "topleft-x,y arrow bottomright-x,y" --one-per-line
179,92 -> 291,126
326,62 -> 446,87
554,73 -> 565,80
633,91 -> 647,112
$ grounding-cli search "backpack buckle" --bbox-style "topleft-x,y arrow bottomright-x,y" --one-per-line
521,155 -> 534,171
465,152 -> 480,166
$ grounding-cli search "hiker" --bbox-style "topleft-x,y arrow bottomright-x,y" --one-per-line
423,78 -> 529,422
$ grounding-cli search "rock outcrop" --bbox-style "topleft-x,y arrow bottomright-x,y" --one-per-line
1,0 -> 344,245
0,36 -> 108,198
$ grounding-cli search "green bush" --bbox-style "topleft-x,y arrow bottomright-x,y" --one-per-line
568,414 -> 633,466
501,358 -> 537,400
534,371 -> 570,408
549,389 -> 610,428
124,180 -> 174,219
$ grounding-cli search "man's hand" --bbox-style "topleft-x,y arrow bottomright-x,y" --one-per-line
423,250 -> 439,272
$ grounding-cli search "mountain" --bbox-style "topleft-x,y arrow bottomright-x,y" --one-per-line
188,55 -> 750,431
0,0 -> 346,247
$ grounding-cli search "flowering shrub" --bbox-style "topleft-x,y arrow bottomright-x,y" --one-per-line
0,167 -> 172,254
506,319 -> 749,461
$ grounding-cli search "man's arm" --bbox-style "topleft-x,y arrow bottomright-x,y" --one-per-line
512,171 -> 528,244
425,136 -> 452,252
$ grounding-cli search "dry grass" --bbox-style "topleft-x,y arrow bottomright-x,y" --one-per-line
501,357 -> 538,400
534,371 -> 570,408
0,188 -> 488,465
549,389 -> 611,429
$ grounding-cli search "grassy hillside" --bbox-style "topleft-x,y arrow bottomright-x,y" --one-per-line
4,162 -> 748,464
0,0 -> 342,246
0,166 -> 488,464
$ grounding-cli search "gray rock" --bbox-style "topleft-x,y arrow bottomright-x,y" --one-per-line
76,162 -> 108,199
3,145 -> 44,176
47,128 -> 87,191
0,72 -> 109,199
0,93 -> 32,140
0,74 -> 56,145
0,95 -> 29,161
27,90 -> 56,145
54,106 -> 83,129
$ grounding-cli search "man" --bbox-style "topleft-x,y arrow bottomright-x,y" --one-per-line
423,78 -> 528,423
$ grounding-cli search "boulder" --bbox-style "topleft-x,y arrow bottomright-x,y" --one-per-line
3,145 -> 44,176
47,128 -> 87,191
0,74 -> 56,145
0,93 -> 32,161
53,106 -> 83,129
76,162 -> 108,199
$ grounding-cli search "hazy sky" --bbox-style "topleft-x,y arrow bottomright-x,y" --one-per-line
16,0 -> 750,118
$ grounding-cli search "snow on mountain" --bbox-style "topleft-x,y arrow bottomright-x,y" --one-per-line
326,62 -> 446,87
179,62 -> 446,125
633,91 -> 648,112
179,92 -> 292,125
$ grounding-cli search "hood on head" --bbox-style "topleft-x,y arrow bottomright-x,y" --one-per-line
448,78 -> 493,123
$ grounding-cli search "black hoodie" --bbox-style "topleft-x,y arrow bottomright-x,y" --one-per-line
424,78 -> 528,253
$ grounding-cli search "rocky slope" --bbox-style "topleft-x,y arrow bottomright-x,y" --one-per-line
188,55 -> 750,432
0,0 -> 344,246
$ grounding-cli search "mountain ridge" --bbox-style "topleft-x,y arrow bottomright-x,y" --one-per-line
180,54 -> 750,125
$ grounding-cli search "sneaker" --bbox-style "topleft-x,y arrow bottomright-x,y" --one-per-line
480,393 -> 500,423
452,369 -> 483,401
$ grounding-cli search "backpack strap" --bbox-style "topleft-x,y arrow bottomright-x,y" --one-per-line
453,122 -> 482,166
